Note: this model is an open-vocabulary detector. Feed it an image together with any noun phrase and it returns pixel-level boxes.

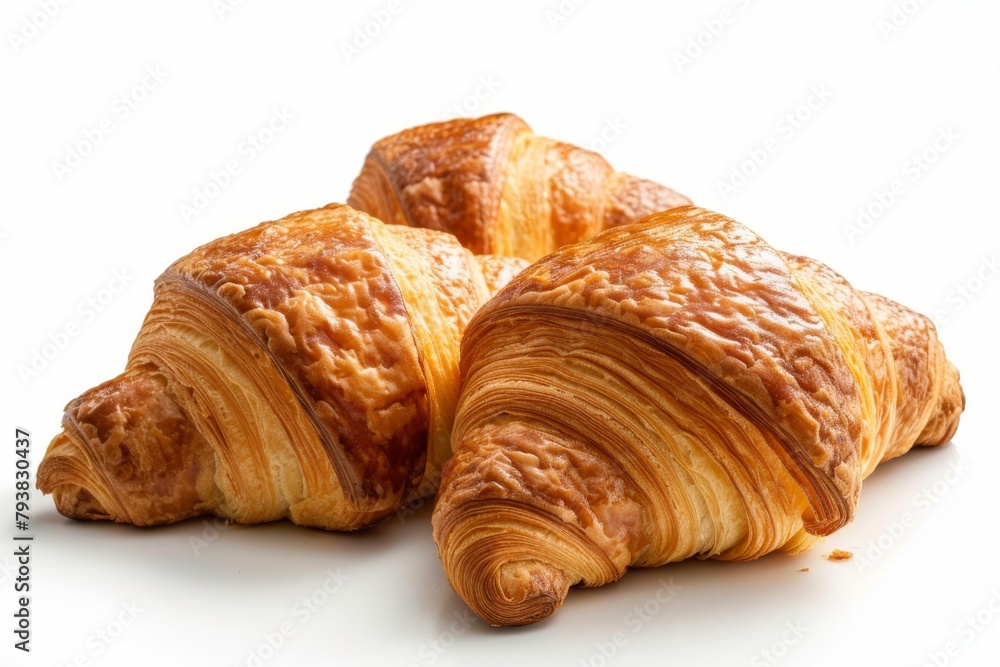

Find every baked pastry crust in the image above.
[348,113,691,261]
[37,204,527,529]
[433,206,964,625]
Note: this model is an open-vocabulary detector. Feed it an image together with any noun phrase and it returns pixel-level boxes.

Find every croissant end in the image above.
[441,531,572,627]
[433,421,635,625]
[37,370,216,526]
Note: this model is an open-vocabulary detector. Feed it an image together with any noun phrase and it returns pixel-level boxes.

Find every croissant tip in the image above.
[58,487,114,522]
[460,559,570,627]
[35,432,106,519]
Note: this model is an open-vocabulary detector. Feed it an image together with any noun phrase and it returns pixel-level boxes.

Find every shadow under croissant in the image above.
[34,488,441,581]
[438,443,961,628]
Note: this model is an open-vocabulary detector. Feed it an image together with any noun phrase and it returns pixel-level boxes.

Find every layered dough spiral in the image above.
[432,206,964,625]
[37,204,527,529]
[348,112,691,261]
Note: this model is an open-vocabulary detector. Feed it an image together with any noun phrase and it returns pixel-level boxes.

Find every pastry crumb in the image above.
[798,567,809,572]
[824,549,853,561]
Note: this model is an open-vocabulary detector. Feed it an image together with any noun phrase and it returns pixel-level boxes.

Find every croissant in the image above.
[347,112,691,261]
[432,205,964,626]
[36,203,527,529]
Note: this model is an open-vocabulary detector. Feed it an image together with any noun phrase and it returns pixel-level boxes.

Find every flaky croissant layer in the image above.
[37,204,526,530]
[432,206,963,626]
[348,112,691,262]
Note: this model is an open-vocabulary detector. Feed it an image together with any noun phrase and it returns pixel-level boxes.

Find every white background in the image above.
[2,1,998,666]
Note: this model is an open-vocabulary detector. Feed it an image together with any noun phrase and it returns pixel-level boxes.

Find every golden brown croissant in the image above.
[347,112,691,262]
[432,205,964,626]
[36,203,527,529]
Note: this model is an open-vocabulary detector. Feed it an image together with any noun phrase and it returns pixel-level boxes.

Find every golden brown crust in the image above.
[476,255,529,296]
[41,371,214,526]
[542,140,613,251]
[601,172,693,231]
[37,204,523,530]
[348,113,691,261]
[862,292,965,451]
[783,254,897,477]
[433,205,964,625]
[348,114,529,254]
[369,221,524,490]
[435,421,633,625]
[477,207,863,534]
[170,205,431,508]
